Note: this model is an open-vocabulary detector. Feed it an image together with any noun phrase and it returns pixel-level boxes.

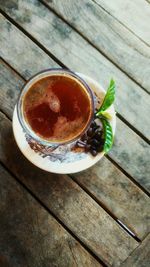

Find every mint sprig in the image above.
[96,79,115,116]
[101,116,114,153]
[95,79,115,153]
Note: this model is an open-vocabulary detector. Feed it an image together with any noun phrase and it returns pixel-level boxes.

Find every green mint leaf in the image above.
[101,116,113,153]
[96,79,115,116]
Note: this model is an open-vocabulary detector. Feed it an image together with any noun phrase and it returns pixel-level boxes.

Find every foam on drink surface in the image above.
[23,75,91,142]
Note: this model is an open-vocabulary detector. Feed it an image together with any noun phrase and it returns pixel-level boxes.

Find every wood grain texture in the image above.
[0,61,25,118]
[0,59,150,242]
[109,118,150,191]
[0,16,58,79]
[0,3,149,266]
[1,5,150,141]
[0,164,101,267]
[122,234,150,267]
[0,15,150,192]
[43,0,150,92]
[73,156,150,240]
[93,0,150,45]
[0,111,139,267]
[1,60,149,241]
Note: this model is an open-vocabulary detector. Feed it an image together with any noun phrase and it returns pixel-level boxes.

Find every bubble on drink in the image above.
[46,89,60,113]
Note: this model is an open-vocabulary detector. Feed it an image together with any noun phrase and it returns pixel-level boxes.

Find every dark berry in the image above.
[91,121,96,128]
[81,133,87,141]
[95,131,102,140]
[91,149,98,156]
[91,139,99,146]
[76,141,86,148]
[87,138,92,144]
[93,124,99,130]
[85,144,91,152]
[87,127,93,137]
[91,145,97,150]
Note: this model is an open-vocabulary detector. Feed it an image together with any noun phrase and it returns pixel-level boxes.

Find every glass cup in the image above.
[17,68,94,149]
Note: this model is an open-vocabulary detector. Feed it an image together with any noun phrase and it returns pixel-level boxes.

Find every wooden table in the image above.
[0,1,150,266]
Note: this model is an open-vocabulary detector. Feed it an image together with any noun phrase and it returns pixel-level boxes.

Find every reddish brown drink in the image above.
[22,73,93,143]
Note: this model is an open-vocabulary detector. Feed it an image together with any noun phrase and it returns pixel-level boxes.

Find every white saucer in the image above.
[12,73,116,174]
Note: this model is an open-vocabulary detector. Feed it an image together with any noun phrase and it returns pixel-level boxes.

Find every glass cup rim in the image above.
[17,68,94,146]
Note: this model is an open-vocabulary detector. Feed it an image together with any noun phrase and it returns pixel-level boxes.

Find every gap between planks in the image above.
[120,234,150,267]
[116,112,150,144]
[91,0,150,47]
[0,10,67,70]
[39,0,150,95]
[1,13,150,194]
[0,103,142,244]
[1,57,148,241]
[0,10,149,145]
[0,159,108,267]
[0,109,141,266]
[105,155,150,197]
[0,161,106,267]
[69,174,141,242]
[1,108,138,264]
[1,56,26,81]
[0,59,149,262]
[0,6,149,264]
[1,50,150,197]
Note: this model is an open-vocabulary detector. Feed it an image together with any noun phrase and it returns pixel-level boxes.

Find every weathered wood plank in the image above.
[1,5,150,141]
[0,16,58,79]
[1,59,150,240]
[0,164,102,267]
[122,234,150,267]
[0,15,150,192]
[0,111,138,267]
[73,156,150,240]
[0,4,149,267]
[42,0,150,91]
[0,61,25,117]
[109,117,150,191]
[1,60,150,242]
[92,0,150,45]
